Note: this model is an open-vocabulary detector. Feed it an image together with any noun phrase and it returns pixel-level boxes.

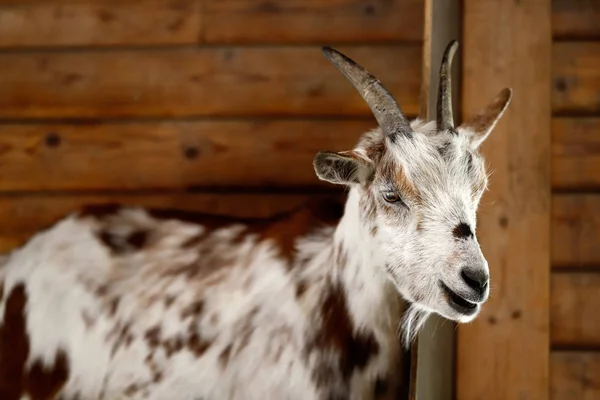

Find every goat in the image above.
[0,41,511,400]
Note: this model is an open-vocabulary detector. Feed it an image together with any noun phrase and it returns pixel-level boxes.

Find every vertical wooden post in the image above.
[457,1,551,399]
[410,1,461,399]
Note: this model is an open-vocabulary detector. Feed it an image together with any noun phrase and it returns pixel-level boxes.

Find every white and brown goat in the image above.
[0,41,511,400]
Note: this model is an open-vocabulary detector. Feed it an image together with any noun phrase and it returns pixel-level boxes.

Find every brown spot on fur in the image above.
[370,225,378,236]
[108,298,120,316]
[127,230,149,249]
[0,284,70,400]
[296,280,308,298]
[145,326,161,349]
[164,296,175,308]
[187,331,211,357]
[393,165,420,204]
[256,198,343,264]
[181,300,204,319]
[0,284,29,400]
[219,344,232,367]
[164,337,185,357]
[124,384,140,396]
[97,229,149,255]
[306,282,379,393]
[96,284,108,296]
[24,351,69,400]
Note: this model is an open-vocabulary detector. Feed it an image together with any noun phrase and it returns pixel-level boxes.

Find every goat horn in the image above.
[437,40,459,132]
[322,47,413,141]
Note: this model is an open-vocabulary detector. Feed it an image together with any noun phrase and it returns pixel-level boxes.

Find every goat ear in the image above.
[313,151,374,186]
[460,88,512,149]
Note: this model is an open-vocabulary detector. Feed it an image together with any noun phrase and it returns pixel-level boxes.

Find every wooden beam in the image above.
[552,0,600,40]
[553,42,600,115]
[552,118,600,191]
[204,0,424,44]
[457,1,551,400]
[552,195,600,268]
[551,351,600,400]
[0,120,371,191]
[0,0,425,48]
[551,273,600,347]
[0,46,421,119]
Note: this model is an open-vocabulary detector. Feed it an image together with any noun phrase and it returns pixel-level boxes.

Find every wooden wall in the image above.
[457,1,552,399]
[0,0,424,253]
[551,1,600,399]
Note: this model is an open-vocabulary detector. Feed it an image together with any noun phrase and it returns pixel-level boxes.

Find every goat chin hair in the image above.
[400,304,430,348]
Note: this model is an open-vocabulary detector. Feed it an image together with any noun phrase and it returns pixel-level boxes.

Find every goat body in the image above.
[0,193,403,400]
[0,42,511,400]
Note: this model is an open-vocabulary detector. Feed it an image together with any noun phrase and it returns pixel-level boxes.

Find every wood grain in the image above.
[457,1,551,399]
[553,42,600,115]
[552,0,600,39]
[0,120,372,191]
[0,0,424,47]
[204,0,424,44]
[552,195,600,268]
[553,118,600,190]
[0,1,201,47]
[0,193,337,253]
[551,273,600,347]
[551,351,600,400]
[0,46,421,119]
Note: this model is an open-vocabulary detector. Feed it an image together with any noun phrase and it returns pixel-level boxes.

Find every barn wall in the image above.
[0,0,424,253]
[457,1,552,399]
[551,1,600,399]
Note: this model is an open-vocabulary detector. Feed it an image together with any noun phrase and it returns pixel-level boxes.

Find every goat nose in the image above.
[461,268,489,292]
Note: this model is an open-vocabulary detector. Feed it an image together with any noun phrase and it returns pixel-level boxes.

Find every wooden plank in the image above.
[0,193,336,253]
[0,0,423,47]
[0,1,201,47]
[204,0,424,44]
[551,273,600,347]
[553,42,600,115]
[457,1,551,400]
[551,351,600,400]
[0,120,371,191]
[551,195,600,268]
[0,46,421,119]
[553,118,600,190]
[552,0,600,40]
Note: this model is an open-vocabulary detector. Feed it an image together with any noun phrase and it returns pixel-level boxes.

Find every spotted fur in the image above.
[0,58,511,400]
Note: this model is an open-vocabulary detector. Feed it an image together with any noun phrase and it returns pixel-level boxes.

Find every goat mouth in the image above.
[440,282,478,315]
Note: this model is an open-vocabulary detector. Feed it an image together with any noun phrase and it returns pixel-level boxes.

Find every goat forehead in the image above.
[386,141,473,189]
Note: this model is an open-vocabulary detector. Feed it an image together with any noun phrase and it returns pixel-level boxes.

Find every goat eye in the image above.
[383,192,401,203]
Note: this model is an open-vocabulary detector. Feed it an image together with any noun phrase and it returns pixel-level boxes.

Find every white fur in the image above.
[0,114,502,399]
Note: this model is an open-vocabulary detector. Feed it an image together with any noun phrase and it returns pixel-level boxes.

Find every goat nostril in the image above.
[461,268,489,291]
